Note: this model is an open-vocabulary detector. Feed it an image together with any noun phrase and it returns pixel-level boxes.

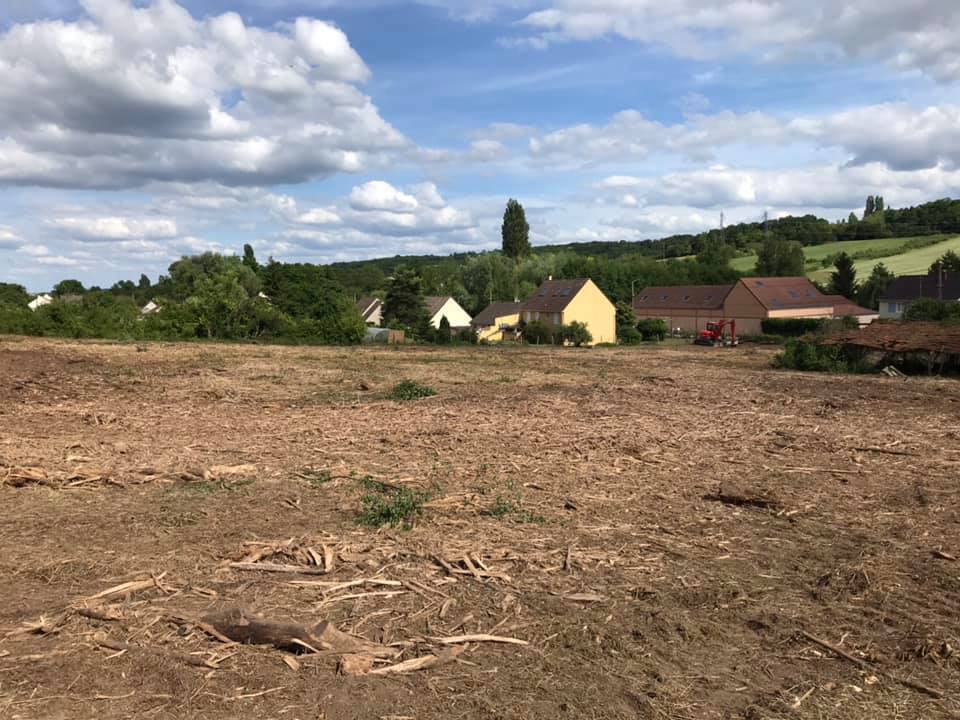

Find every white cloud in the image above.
[0,227,22,248]
[521,103,960,172]
[49,216,179,241]
[349,180,420,212]
[511,0,960,83]
[0,0,405,189]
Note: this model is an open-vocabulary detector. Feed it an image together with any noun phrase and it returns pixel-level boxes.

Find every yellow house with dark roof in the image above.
[520,278,616,345]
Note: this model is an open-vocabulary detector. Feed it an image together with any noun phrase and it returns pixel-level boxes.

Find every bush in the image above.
[523,320,553,345]
[904,298,960,322]
[636,318,668,341]
[618,325,642,345]
[391,379,437,401]
[773,338,869,373]
[561,321,593,347]
[739,333,785,345]
[761,318,826,336]
[456,328,477,344]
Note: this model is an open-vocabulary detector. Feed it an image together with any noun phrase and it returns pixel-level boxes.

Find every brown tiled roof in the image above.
[822,295,878,317]
[356,297,381,320]
[822,321,960,354]
[520,278,590,312]
[738,277,827,310]
[633,284,733,311]
[425,296,451,318]
[472,301,522,327]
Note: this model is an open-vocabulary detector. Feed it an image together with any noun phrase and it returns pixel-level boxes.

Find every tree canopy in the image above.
[501,199,531,260]
[755,235,805,276]
[829,252,857,300]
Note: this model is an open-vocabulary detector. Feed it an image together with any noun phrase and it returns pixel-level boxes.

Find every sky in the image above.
[1,0,959,291]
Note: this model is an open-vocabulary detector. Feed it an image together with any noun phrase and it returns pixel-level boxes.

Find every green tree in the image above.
[138,274,151,290]
[847,212,859,224]
[501,199,531,260]
[696,233,735,267]
[382,269,432,339]
[615,301,636,331]
[864,196,876,217]
[435,315,452,344]
[755,236,805,276]
[856,263,895,310]
[53,279,85,296]
[242,243,260,273]
[829,252,857,299]
[0,283,30,306]
[929,250,960,274]
[875,196,885,213]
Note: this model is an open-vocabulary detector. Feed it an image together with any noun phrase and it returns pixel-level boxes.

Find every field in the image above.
[1,337,959,719]
[728,235,960,280]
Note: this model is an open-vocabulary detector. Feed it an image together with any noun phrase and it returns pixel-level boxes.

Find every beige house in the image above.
[635,277,877,335]
[425,296,472,330]
[356,297,382,326]
[471,301,522,342]
[520,278,616,345]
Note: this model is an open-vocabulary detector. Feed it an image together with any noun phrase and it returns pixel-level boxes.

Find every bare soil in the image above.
[1,336,958,720]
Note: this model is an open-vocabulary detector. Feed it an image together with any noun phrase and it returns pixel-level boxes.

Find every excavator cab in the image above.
[695,319,738,347]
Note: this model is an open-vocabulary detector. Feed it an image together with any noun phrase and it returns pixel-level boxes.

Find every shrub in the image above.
[904,298,960,322]
[523,320,553,345]
[357,478,431,529]
[773,338,869,373]
[561,321,593,347]
[391,379,437,401]
[760,318,826,336]
[636,318,668,341]
[618,325,642,345]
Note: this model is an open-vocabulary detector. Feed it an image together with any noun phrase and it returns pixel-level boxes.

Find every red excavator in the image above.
[695,319,738,347]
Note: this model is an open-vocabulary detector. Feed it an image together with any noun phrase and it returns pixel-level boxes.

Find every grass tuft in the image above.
[391,380,437,401]
[357,477,432,529]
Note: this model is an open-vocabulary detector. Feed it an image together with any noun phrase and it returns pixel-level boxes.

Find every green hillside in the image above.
[730,235,959,279]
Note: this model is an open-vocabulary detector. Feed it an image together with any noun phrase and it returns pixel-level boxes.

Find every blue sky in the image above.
[1,0,959,291]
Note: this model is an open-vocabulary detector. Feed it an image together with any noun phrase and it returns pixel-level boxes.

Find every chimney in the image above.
[548,275,553,281]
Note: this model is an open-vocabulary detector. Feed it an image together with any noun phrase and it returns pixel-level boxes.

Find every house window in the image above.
[887,302,897,313]
[553,313,561,324]
[534,311,540,321]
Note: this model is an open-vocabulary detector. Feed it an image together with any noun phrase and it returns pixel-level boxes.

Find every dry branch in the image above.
[799,630,945,700]
[229,562,328,576]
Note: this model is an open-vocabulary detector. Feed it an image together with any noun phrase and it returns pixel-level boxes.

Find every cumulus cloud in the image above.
[596,163,960,211]
[522,103,960,172]
[511,0,960,83]
[349,180,420,213]
[0,227,22,249]
[0,0,405,189]
[48,216,179,241]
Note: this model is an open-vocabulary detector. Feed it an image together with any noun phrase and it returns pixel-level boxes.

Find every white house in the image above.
[141,301,161,316]
[27,294,53,311]
[425,296,472,330]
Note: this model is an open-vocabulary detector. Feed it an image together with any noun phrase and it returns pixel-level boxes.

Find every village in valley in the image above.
[2,2,960,720]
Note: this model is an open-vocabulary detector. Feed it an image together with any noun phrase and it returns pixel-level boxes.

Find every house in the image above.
[634,277,877,335]
[520,278,616,345]
[140,301,161,316]
[425,296,472,330]
[471,301,522,342]
[27,294,53,311]
[357,297,383,326]
[365,327,405,344]
[632,284,733,335]
[879,272,960,319]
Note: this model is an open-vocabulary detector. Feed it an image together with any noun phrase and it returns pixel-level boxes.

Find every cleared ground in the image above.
[1,337,959,720]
